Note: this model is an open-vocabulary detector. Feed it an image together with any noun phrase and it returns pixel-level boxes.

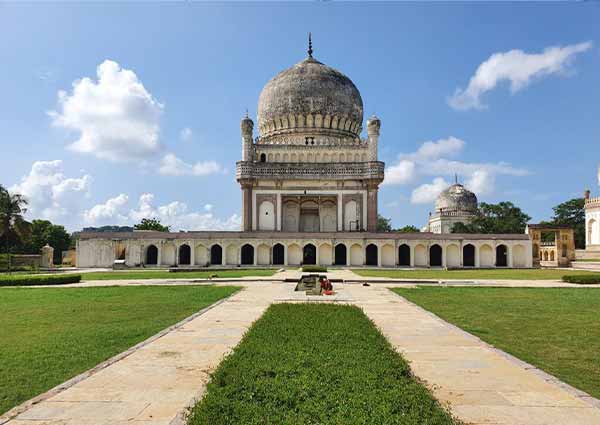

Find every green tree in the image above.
[451,201,531,234]
[376,215,392,232]
[134,218,170,232]
[23,220,71,264]
[396,225,420,233]
[0,185,32,273]
[549,198,585,249]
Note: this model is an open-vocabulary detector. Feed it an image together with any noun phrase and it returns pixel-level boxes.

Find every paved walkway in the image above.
[3,278,600,425]
[2,282,287,425]
[346,284,600,425]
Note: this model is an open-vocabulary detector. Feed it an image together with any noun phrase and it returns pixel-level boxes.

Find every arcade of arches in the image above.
[114,239,532,268]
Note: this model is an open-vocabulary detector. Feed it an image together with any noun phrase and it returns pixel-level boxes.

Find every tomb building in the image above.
[77,38,532,269]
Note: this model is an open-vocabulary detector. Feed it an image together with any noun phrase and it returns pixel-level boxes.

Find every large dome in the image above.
[435,183,478,213]
[257,56,363,142]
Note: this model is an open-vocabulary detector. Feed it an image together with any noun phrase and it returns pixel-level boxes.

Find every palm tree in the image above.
[0,185,32,273]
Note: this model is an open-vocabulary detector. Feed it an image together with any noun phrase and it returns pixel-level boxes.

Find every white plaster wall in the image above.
[345,200,359,231]
[257,244,270,265]
[446,244,460,268]
[288,244,302,265]
[162,243,176,266]
[381,244,395,266]
[226,245,238,265]
[513,244,526,268]
[320,204,337,232]
[258,201,275,231]
[319,243,333,266]
[195,245,208,266]
[350,244,363,266]
[479,244,494,267]
[414,244,427,266]
[586,210,600,246]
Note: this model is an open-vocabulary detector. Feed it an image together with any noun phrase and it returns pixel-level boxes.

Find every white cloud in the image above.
[83,194,129,224]
[466,170,495,196]
[411,137,465,160]
[385,160,416,185]
[9,160,91,222]
[159,153,223,177]
[384,137,529,202]
[180,127,193,142]
[411,178,450,204]
[49,60,163,162]
[448,41,592,110]
[83,192,240,231]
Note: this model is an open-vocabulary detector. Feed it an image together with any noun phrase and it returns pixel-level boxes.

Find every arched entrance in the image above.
[272,243,284,265]
[496,245,508,267]
[366,244,378,266]
[303,244,316,265]
[430,244,442,267]
[146,245,158,265]
[334,244,347,266]
[398,244,410,266]
[463,244,475,267]
[210,244,222,265]
[241,244,254,265]
[178,244,191,265]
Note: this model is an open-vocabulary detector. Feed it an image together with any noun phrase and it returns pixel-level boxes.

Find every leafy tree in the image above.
[0,185,32,273]
[22,220,71,264]
[376,215,392,232]
[450,222,478,233]
[549,198,585,249]
[451,201,531,234]
[396,225,420,233]
[134,218,170,232]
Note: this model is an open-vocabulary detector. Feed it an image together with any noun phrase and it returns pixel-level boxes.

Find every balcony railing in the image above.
[236,161,385,181]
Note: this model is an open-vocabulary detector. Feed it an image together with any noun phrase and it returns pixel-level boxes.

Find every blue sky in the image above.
[1,2,599,231]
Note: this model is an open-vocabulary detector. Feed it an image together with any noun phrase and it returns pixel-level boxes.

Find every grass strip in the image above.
[0,274,81,286]
[353,268,589,280]
[81,269,277,281]
[392,287,600,399]
[189,303,456,425]
[0,285,239,415]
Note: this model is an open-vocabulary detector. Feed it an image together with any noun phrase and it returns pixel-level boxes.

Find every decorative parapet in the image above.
[585,196,600,209]
[432,209,476,218]
[236,161,385,181]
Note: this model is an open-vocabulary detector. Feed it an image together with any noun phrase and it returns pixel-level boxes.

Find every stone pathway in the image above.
[345,284,600,425]
[4,278,600,425]
[2,282,287,425]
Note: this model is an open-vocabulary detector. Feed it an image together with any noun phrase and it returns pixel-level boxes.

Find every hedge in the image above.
[0,274,82,287]
[562,274,600,285]
[302,265,328,273]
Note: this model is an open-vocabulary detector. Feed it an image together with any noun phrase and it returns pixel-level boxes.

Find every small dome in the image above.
[435,183,478,213]
[257,56,363,141]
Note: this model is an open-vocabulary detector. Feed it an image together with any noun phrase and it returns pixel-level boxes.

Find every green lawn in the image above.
[0,285,240,415]
[353,268,589,280]
[392,287,600,399]
[81,269,277,281]
[188,304,456,425]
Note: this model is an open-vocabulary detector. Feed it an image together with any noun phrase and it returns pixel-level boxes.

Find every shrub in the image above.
[562,274,600,285]
[302,265,327,273]
[0,274,82,287]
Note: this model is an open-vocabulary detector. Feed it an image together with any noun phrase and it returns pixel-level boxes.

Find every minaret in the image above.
[367,114,381,161]
[241,111,254,162]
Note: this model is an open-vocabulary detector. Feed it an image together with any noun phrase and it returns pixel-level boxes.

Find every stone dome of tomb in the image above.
[435,183,478,214]
[257,54,363,142]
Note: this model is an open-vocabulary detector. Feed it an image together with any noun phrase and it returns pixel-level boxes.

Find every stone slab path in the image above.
[4,279,600,425]
[2,282,287,425]
[345,284,600,425]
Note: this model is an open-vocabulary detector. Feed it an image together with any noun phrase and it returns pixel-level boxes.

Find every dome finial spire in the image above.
[308,32,313,58]
[455,173,458,184]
